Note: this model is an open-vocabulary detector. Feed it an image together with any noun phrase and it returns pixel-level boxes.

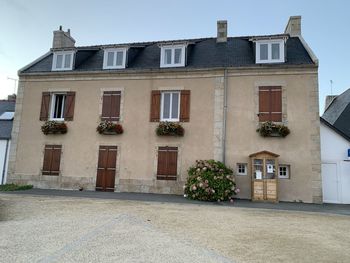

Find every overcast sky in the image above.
[0,0,349,113]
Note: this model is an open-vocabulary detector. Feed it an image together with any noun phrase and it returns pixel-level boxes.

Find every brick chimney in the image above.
[52,26,75,49]
[324,95,337,112]
[217,20,227,43]
[284,16,301,36]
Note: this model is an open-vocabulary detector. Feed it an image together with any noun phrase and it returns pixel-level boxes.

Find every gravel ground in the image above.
[1,194,350,263]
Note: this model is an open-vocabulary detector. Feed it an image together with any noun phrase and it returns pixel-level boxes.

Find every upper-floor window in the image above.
[161,91,180,121]
[50,94,66,121]
[258,86,282,122]
[256,40,284,64]
[103,48,127,69]
[160,45,186,68]
[52,51,74,71]
[40,92,76,121]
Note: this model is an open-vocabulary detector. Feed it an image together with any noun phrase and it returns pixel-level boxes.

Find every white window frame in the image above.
[103,48,127,69]
[160,91,180,122]
[160,45,186,68]
[278,165,290,179]
[50,93,66,121]
[236,163,247,176]
[256,40,285,64]
[52,51,75,71]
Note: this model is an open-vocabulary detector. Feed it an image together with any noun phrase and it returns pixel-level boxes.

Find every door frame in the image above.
[95,144,120,192]
[322,161,341,204]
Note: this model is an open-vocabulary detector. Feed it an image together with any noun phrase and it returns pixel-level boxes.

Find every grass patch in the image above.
[0,184,33,191]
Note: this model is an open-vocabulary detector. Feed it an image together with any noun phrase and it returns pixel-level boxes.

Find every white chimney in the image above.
[284,16,302,36]
[217,20,227,43]
[52,26,75,49]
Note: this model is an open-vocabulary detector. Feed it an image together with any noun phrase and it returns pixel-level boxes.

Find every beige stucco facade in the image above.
[7,65,321,203]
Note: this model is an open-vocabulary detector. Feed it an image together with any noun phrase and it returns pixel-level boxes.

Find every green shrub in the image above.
[0,184,33,191]
[184,160,239,202]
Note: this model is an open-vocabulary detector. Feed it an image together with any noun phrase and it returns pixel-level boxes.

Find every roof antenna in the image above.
[330,80,333,95]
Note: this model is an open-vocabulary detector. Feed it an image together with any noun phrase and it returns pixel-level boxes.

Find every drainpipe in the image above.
[1,139,9,184]
[222,69,228,164]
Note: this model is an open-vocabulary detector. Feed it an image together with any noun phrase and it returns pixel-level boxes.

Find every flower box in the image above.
[97,121,123,135]
[41,121,67,135]
[256,121,290,138]
[156,122,184,137]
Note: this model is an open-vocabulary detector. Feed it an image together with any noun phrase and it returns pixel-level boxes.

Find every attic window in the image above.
[0,112,14,120]
[160,45,186,68]
[256,40,285,63]
[52,51,74,71]
[103,48,127,69]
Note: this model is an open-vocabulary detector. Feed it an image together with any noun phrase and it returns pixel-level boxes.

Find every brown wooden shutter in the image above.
[40,92,51,121]
[101,91,121,121]
[64,92,76,121]
[42,145,62,176]
[259,87,282,122]
[157,147,178,180]
[96,146,117,192]
[270,87,282,122]
[150,90,161,122]
[180,90,190,122]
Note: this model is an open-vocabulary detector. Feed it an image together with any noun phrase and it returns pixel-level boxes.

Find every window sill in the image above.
[156,175,177,181]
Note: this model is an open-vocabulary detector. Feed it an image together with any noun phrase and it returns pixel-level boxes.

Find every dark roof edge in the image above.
[18,63,318,77]
[18,51,52,75]
[298,35,318,65]
[320,117,350,142]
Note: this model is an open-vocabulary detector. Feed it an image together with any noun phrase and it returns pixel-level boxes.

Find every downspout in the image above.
[222,69,228,164]
[1,139,9,184]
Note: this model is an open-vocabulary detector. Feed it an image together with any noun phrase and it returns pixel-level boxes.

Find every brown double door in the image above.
[96,146,117,192]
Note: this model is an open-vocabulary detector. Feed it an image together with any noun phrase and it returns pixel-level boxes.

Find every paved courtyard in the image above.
[1,193,350,263]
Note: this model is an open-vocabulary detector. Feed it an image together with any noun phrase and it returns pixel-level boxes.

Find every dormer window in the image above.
[52,51,74,71]
[103,48,127,69]
[256,40,285,64]
[160,45,186,68]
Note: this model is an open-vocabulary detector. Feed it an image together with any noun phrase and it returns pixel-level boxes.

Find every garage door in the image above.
[322,163,339,203]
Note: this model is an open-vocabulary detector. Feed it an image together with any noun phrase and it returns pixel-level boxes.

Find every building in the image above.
[0,99,15,184]
[321,90,350,204]
[7,16,322,203]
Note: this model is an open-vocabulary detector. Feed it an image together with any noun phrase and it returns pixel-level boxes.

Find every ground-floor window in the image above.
[236,163,247,176]
[157,146,178,180]
[278,165,290,179]
[42,145,62,176]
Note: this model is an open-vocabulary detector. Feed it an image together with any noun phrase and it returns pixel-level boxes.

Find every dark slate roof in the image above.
[322,89,350,141]
[21,36,314,74]
[0,100,15,140]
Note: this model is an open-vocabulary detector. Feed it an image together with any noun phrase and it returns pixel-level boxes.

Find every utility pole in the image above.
[7,77,18,95]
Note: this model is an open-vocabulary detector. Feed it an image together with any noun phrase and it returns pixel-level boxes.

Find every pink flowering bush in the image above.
[184,160,239,202]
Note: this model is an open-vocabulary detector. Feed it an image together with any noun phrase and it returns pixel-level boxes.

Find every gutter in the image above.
[1,139,9,184]
[222,69,228,164]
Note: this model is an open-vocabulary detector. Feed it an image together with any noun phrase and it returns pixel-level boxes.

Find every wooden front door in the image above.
[96,146,117,192]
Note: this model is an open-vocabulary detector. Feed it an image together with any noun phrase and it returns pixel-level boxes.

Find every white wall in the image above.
[0,139,10,184]
[320,123,350,204]
[320,123,350,162]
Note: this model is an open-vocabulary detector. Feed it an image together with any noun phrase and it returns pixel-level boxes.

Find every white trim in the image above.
[160,45,186,68]
[49,93,66,121]
[103,48,127,69]
[160,91,180,122]
[52,51,75,71]
[256,40,285,64]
